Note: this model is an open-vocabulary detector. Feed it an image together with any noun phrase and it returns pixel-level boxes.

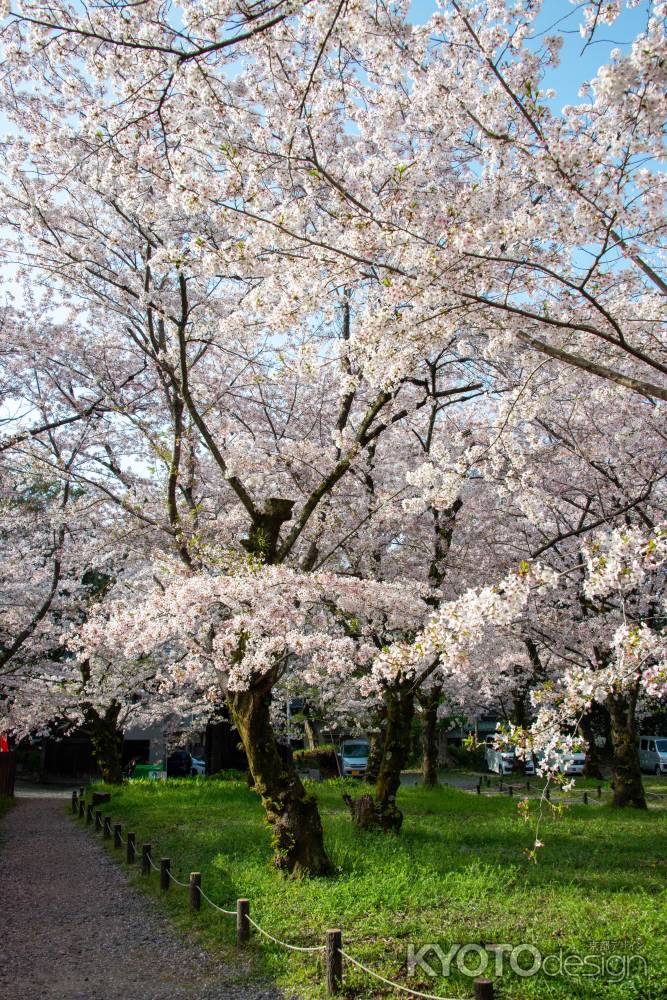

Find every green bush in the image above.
[293,745,339,778]
[446,740,487,769]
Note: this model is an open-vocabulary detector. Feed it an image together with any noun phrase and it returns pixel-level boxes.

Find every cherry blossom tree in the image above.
[0,0,664,868]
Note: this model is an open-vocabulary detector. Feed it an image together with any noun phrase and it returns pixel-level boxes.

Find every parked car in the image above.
[485,741,535,776]
[535,749,586,776]
[337,739,370,777]
[639,736,667,775]
[166,749,192,777]
[555,751,586,776]
[190,755,206,776]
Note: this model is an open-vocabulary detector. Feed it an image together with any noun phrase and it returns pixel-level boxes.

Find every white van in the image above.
[639,736,667,775]
[338,739,370,777]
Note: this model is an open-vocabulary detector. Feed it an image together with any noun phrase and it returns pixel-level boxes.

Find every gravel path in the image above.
[0,792,283,1000]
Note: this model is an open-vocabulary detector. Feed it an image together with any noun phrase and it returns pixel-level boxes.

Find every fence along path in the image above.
[0,790,281,1000]
[73,788,496,1000]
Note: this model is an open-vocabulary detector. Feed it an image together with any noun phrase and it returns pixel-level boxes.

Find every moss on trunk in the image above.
[607,688,646,809]
[418,688,440,788]
[347,681,414,833]
[364,714,385,786]
[227,684,332,876]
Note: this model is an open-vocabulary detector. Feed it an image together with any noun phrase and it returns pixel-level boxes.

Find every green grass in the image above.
[81,776,667,1000]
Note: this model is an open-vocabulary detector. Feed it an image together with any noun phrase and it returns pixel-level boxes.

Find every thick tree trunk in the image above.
[227,684,332,876]
[346,681,414,832]
[606,688,646,809]
[418,687,441,788]
[364,712,385,785]
[86,703,124,785]
[373,682,415,829]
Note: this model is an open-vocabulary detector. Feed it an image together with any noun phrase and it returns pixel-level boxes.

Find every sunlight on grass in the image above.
[82,778,667,999]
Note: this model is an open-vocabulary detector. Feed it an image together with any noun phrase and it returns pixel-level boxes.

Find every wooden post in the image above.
[79,786,85,799]
[325,928,342,995]
[474,979,494,1000]
[498,779,503,791]
[127,832,136,864]
[597,785,602,798]
[236,898,250,947]
[78,797,85,819]
[526,780,530,791]
[114,824,122,849]
[103,816,112,839]
[485,776,490,786]
[160,858,170,891]
[86,803,94,824]
[583,791,588,805]
[71,790,78,814]
[95,810,102,831]
[508,786,513,797]
[476,783,481,795]
[141,843,152,875]
[189,872,201,912]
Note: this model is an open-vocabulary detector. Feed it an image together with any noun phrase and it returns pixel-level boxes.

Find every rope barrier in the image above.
[75,791,490,997]
[166,868,190,888]
[197,887,236,916]
[247,916,325,953]
[340,949,465,1000]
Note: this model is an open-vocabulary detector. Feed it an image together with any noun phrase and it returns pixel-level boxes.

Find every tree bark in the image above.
[227,684,332,876]
[606,688,646,809]
[364,712,385,785]
[579,709,604,780]
[303,714,321,751]
[347,681,414,832]
[86,703,124,785]
[417,687,441,788]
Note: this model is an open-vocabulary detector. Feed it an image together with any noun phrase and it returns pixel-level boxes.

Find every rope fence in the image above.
[70,788,497,999]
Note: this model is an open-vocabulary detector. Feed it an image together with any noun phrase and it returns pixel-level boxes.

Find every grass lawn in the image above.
[81,776,667,1000]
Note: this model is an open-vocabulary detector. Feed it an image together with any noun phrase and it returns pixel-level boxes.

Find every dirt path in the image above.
[0,792,282,1000]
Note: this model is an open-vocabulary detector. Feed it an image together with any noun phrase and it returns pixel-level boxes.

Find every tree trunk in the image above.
[86,703,124,785]
[579,709,604,780]
[227,684,332,876]
[347,681,414,832]
[303,714,321,751]
[606,688,646,809]
[418,687,440,788]
[374,682,415,829]
[364,712,385,785]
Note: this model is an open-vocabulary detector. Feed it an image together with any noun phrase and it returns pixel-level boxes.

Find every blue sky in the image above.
[407,0,653,110]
